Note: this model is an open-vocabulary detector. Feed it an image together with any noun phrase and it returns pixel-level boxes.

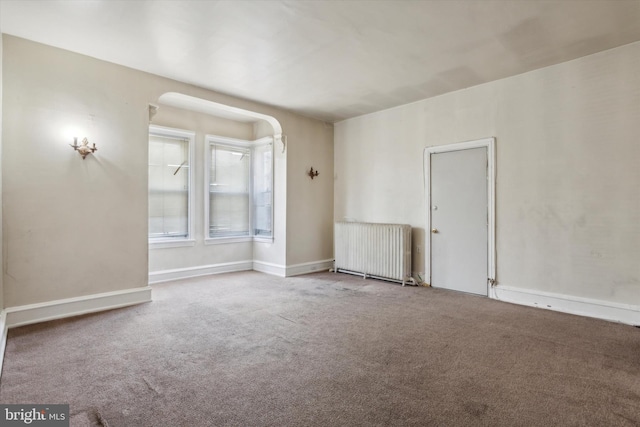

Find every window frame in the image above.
[148,125,196,249]
[251,138,275,243]
[204,135,274,245]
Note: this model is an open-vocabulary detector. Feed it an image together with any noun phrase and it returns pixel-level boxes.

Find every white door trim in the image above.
[424,137,496,295]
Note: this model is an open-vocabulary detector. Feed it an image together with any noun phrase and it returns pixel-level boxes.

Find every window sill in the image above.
[204,236,274,245]
[253,236,274,244]
[149,239,196,249]
[205,236,252,245]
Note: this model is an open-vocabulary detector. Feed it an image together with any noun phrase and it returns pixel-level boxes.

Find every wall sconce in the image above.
[308,167,319,179]
[70,137,97,159]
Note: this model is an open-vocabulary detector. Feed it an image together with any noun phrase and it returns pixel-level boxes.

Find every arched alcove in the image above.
[148,91,287,282]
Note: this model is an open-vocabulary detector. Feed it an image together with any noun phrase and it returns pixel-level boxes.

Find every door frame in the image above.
[424,137,496,297]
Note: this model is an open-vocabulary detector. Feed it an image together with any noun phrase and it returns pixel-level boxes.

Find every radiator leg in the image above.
[403,276,417,286]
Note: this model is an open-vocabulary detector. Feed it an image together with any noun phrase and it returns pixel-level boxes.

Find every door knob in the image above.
[431,228,438,233]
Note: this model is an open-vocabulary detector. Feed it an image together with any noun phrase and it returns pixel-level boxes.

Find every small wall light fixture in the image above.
[308,167,319,179]
[70,137,97,159]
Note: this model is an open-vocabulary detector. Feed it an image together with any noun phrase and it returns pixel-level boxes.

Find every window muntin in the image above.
[148,126,194,243]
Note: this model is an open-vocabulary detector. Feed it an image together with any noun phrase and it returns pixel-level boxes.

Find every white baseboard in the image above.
[149,260,253,284]
[252,261,286,277]
[0,310,7,380]
[5,286,153,328]
[150,259,335,282]
[286,259,334,277]
[493,285,640,326]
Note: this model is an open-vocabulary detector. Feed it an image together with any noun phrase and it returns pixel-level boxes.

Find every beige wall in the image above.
[282,116,334,266]
[335,41,640,305]
[2,37,151,307]
[2,35,334,307]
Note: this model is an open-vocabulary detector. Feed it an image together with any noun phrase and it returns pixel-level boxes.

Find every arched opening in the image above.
[147,92,286,283]
[156,92,283,147]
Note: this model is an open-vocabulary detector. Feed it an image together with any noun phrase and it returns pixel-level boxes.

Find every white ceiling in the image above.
[2,0,640,123]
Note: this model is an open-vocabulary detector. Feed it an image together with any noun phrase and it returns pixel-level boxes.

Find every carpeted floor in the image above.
[1,271,639,426]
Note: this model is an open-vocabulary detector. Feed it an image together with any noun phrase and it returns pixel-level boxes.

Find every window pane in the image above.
[149,135,189,239]
[209,194,250,237]
[209,144,250,237]
[253,143,273,236]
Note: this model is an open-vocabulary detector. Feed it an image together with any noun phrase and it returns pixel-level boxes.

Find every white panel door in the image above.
[430,147,488,296]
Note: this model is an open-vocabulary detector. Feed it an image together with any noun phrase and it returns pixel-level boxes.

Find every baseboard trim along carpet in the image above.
[285,259,334,277]
[252,261,287,277]
[151,259,335,282]
[149,261,253,284]
[4,286,153,329]
[493,285,639,326]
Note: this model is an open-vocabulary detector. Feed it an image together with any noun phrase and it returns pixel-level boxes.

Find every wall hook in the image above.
[308,167,319,179]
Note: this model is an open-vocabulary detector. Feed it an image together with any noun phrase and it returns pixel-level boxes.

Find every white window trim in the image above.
[204,236,252,246]
[151,239,197,249]
[204,134,274,244]
[149,125,196,249]
[253,236,274,244]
